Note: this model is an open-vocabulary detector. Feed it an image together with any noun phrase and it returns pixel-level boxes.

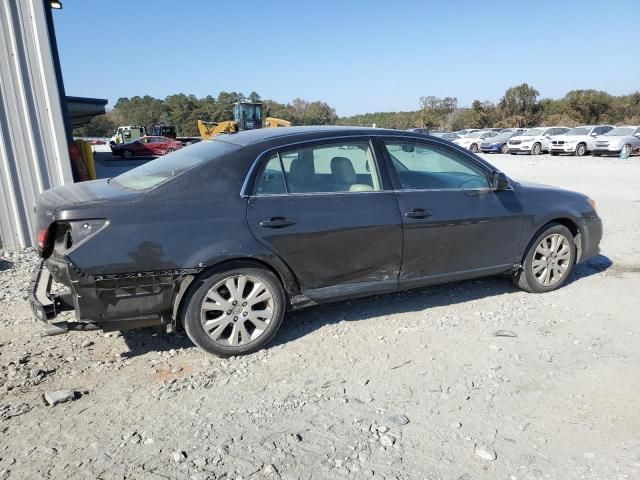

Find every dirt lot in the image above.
[1,153,639,480]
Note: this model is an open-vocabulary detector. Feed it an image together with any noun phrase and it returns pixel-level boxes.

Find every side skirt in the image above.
[298,264,516,308]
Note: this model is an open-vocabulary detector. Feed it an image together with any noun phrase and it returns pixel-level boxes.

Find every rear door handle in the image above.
[260,217,296,229]
[404,209,432,219]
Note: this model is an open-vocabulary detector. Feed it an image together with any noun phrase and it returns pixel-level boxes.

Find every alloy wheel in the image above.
[576,144,586,156]
[200,274,274,346]
[123,150,133,159]
[532,143,541,155]
[532,233,571,287]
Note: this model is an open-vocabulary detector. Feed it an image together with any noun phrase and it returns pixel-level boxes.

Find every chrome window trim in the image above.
[241,133,497,198]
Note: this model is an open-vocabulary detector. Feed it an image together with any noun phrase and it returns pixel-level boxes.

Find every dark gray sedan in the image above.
[30,127,602,356]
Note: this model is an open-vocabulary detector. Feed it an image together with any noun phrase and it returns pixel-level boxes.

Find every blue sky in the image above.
[53,0,639,116]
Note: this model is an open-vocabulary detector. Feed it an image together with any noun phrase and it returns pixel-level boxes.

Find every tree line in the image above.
[75,84,640,137]
[74,91,338,137]
[339,84,640,131]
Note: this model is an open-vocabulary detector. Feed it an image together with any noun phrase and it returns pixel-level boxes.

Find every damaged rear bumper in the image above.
[29,258,198,335]
[28,260,81,335]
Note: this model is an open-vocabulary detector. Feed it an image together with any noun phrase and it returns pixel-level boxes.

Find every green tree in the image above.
[499,83,541,127]
[419,96,457,129]
[563,90,612,124]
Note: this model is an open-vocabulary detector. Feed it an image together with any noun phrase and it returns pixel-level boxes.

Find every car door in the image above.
[377,137,523,287]
[134,138,151,156]
[246,137,403,300]
[150,137,166,156]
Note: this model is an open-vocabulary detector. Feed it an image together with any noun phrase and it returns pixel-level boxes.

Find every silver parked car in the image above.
[591,126,640,157]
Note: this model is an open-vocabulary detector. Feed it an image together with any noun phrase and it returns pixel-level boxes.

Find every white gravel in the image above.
[0,153,639,479]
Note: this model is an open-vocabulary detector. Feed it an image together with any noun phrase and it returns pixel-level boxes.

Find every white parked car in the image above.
[507,126,570,155]
[549,125,613,156]
[452,130,498,153]
[591,126,640,157]
[454,129,480,136]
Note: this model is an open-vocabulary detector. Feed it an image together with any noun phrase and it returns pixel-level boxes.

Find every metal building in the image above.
[0,0,105,250]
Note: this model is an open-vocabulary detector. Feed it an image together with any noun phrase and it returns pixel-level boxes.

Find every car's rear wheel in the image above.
[575,143,586,156]
[531,143,542,155]
[470,143,479,153]
[512,223,576,293]
[182,266,286,357]
[501,144,508,154]
[122,149,133,159]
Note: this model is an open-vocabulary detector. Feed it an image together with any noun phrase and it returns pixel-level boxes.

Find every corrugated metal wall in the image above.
[0,0,73,250]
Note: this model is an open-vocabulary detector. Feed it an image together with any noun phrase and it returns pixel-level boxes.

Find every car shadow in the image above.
[117,254,612,358]
[272,253,613,349]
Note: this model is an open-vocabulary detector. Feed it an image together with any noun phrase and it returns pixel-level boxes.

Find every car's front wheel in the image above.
[575,143,586,156]
[182,266,286,357]
[512,223,576,293]
[531,143,542,155]
[501,144,508,154]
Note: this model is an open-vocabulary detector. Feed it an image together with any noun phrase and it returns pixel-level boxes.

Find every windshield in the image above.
[522,128,544,136]
[566,127,591,136]
[491,132,514,141]
[605,127,637,136]
[465,131,484,138]
[110,140,239,190]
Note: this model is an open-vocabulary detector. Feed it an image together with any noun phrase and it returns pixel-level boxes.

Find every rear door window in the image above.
[255,141,381,195]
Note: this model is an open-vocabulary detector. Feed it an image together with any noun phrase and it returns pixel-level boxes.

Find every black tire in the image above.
[470,143,479,153]
[501,144,508,154]
[512,223,576,293]
[531,143,542,155]
[122,149,133,160]
[575,143,586,157]
[182,265,286,357]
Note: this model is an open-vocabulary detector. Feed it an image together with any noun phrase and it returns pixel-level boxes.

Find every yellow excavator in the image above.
[197,101,291,140]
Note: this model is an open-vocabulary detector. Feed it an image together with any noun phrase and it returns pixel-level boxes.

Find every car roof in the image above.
[207,126,421,147]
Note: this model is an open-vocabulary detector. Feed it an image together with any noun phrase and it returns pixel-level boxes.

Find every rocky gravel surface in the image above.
[1,153,639,479]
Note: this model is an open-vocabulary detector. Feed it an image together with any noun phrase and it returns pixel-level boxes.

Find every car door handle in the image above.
[259,217,296,229]
[404,209,432,219]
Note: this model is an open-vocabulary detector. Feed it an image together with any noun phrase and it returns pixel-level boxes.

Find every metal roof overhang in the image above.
[65,96,108,127]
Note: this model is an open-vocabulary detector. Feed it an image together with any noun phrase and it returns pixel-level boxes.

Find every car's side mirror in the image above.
[491,171,510,191]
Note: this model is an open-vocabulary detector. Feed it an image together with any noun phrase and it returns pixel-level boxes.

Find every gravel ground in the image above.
[1,153,639,480]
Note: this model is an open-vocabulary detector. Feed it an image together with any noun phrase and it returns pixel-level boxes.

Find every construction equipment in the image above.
[197,101,291,140]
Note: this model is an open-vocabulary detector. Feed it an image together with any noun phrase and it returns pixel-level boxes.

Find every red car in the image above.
[111,136,182,159]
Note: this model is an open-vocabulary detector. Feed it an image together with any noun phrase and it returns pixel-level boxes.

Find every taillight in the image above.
[37,228,48,253]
